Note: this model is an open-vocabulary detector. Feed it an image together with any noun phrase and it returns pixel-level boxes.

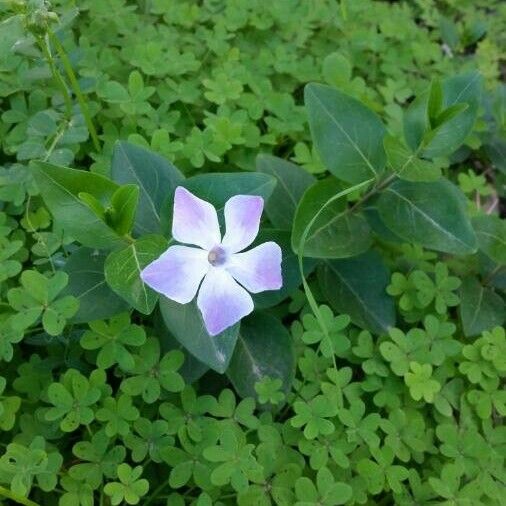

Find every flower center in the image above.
[207,246,227,266]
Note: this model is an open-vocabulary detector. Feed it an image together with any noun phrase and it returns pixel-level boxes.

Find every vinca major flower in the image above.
[141,187,282,335]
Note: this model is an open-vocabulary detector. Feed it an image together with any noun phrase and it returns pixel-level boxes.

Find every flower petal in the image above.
[226,241,283,293]
[172,187,221,250]
[197,267,254,336]
[140,245,209,304]
[221,195,263,253]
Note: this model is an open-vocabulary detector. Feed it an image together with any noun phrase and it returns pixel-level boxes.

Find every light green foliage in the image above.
[8,270,78,335]
[0,0,504,505]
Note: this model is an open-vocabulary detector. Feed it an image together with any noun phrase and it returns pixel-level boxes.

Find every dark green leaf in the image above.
[111,141,184,235]
[378,179,477,255]
[32,161,123,249]
[292,178,372,258]
[472,215,506,265]
[227,313,294,399]
[304,83,386,183]
[182,172,277,211]
[318,250,396,335]
[159,298,239,374]
[256,154,315,230]
[384,135,441,182]
[62,247,128,323]
[104,235,168,315]
[460,277,505,337]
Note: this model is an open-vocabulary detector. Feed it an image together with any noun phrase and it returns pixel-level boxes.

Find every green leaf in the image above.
[384,135,441,182]
[159,298,239,374]
[460,277,505,337]
[227,312,294,400]
[256,154,315,230]
[318,250,396,335]
[182,172,277,211]
[378,179,477,255]
[32,161,124,249]
[427,79,443,126]
[105,235,167,315]
[111,141,184,235]
[292,178,372,258]
[404,71,482,158]
[110,184,140,236]
[304,83,386,183]
[472,215,506,265]
[62,247,128,323]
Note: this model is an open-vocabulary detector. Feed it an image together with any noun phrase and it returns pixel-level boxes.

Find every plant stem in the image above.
[0,486,41,506]
[296,179,374,375]
[36,35,73,120]
[47,30,101,153]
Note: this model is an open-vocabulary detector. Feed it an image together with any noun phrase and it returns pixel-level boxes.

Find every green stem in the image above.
[36,35,73,120]
[47,30,101,152]
[0,486,41,506]
[297,179,374,373]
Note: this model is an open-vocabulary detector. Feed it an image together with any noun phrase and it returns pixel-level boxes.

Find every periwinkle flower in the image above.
[141,187,282,335]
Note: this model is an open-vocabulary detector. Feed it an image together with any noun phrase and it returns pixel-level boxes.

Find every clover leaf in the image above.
[104,463,149,505]
[120,337,185,403]
[8,270,78,335]
[404,362,441,402]
[96,394,139,437]
[45,369,101,432]
[80,313,146,371]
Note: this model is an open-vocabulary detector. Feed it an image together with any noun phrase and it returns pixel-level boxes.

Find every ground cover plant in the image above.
[0,0,505,505]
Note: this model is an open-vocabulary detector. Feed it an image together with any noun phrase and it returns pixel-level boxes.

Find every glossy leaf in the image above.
[378,179,477,255]
[62,247,128,323]
[159,298,239,374]
[227,313,294,400]
[32,161,124,249]
[292,178,372,258]
[305,83,386,183]
[104,235,168,315]
[256,154,315,230]
[111,141,184,235]
[318,250,396,335]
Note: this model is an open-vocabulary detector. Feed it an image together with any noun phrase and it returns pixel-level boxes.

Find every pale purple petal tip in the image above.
[140,245,209,304]
[197,267,254,336]
[226,241,283,294]
[172,187,221,250]
[221,195,264,253]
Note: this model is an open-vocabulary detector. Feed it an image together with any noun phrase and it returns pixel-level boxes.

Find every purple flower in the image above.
[141,187,282,336]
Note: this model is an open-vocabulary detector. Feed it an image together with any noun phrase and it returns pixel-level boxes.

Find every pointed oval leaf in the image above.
[62,247,128,323]
[292,178,372,258]
[111,141,184,235]
[318,250,396,335]
[304,83,386,184]
[159,298,239,374]
[256,154,315,230]
[460,277,505,337]
[378,179,477,255]
[227,312,294,399]
[104,235,168,315]
[32,161,123,249]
